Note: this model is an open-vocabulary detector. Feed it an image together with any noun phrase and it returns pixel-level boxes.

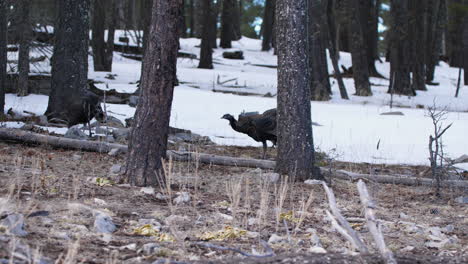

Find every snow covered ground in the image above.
[3,35,468,167]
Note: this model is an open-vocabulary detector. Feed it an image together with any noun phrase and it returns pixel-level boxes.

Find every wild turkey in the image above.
[221,108,277,159]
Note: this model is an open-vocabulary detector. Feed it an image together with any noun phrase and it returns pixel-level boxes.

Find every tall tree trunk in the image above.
[188,0,194,37]
[199,0,213,69]
[220,0,233,48]
[0,0,6,114]
[210,0,220,49]
[409,0,426,91]
[261,0,275,51]
[388,0,414,96]
[309,0,331,101]
[126,0,182,187]
[276,0,322,181]
[426,0,447,83]
[91,0,116,72]
[180,0,187,38]
[46,0,90,121]
[361,0,381,77]
[232,0,241,40]
[141,0,153,54]
[464,16,468,85]
[17,0,31,97]
[347,0,372,96]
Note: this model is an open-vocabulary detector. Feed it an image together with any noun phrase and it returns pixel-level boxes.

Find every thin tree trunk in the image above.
[210,0,220,49]
[46,0,90,122]
[261,0,275,51]
[0,0,6,114]
[309,0,331,101]
[188,0,194,37]
[141,0,153,55]
[91,0,116,72]
[180,0,187,38]
[276,0,322,181]
[464,16,468,85]
[232,0,241,40]
[126,0,182,187]
[199,0,213,69]
[409,0,426,91]
[105,0,116,71]
[389,0,414,96]
[17,0,31,97]
[347,0,372,96]
[220,0,233,48]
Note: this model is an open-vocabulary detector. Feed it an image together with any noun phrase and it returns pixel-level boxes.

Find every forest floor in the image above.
[0,141,467,263]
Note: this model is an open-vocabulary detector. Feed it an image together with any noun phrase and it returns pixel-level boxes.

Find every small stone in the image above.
[454,196,468,204]
[140,187,155,195]
[428,227,443,237]
[444,224,454,233]
[109,164,122,174]
[120,243,137,251]
[173,192,191,205]
[108,148,120,156]
[268,234,286,244]
[248,218,258,226]
[217,213,233,221]
[0,213,28,236]
[262,172,280,183]
[309,246,327,254]
[138,219,162,230]
[94,198,108,206]
[141,243,160,255]
[304,179,323,185]
[128,96,139,107]
[72,154,82,160]
[380,111,405,116]
[64,125,88,140]
[246,231,259,238]
[38,115,49,126]
[95,126,111,135]
[399,212,409,219]
[112,128,130,142]
[401,246,415,252]
[155,193,168,200]
[94,212,116,234]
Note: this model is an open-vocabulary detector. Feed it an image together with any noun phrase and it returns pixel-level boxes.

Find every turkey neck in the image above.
[227,117,241,132]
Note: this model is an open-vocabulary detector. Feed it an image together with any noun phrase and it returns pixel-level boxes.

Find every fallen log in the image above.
[0,128,467,188]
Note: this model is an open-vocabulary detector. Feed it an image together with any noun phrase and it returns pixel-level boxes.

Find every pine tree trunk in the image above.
[17,0,31,97]
[426,0,447,83]
[389,0,414,96]
[347,0,372,96]
[309,0,331,101]
[126,0,182,187]
[0,0,6,114]
[232,0,241,40]
[46,0,90,121]
[180,0,187,38]
[210,0,220,49]
[361,0,381,77]
[409,0,426,91]
[91,0,115,72]
[464,16,468,85]
[220,0,233,48]
[276,0,322,181]
[261,0,275,51]
[141,0,153,54]
[199,0,213,69]
[188,0,194,37]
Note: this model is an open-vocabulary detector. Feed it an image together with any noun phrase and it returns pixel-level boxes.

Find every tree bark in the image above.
[309,0,331,101]
[17,0,31,97]
[360,0,381,77]
[91,0,116,72]
[126,0,182,187]
[220,0,234,48]
[388,0,414,96]
[426,0,446,83]
[45,0,90,122]
[188,0,194,37]
[141,0,153,54]
[276,0,322,181]
[464,16,468,85]
[409,0,426,91]
[210,0,220,49]
[198,0,213,69]
[347,0,372,96]
[261,0,275,51]
[232,0,241,40]
[0,0,6,114]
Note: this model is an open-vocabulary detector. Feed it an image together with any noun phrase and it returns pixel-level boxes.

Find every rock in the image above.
[428,227,443,238]
[399,212,409,219]
[94,198,108,206]
[309,246,327,254]
[72,154,82,160]
[138,219,162,230]
[64,125,88,140]
[246,231,259,238]
[120,243,137,251]
[125,117,134,127]
[95,126,111,135]
[141,243,160,255]
[173,192,191,205]
[401,246,415,252]
[380,111,405,116]
[102,116,125,128]
[453,154,468,164]
[112,128,130,141]
[0,213,28,236]
[268,234,287,244]
[454,196,468,204]
[222,50,244,60]
[108,148,121,156]
[165,215,190,226]
[248,218,258,226]
[262,172,280,183]
[169,132,213,145]
[110,164,122,174]
[304,179,323,185]
[94,212,116,233]
[307,228,322,247]
[140,187,155,195]
[444,224,454,233]
[37,115,49,126]
[155,193,169,200]
[217,213,233,221]
[128,95,139,107]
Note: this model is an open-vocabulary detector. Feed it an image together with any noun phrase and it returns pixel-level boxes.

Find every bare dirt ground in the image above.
[0,141,467,263]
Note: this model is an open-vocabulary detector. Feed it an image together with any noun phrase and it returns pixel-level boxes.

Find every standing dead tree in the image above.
[427,105,453,197]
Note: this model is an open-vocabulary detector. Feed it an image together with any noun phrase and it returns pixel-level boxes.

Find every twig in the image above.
[321,182,368,253]
[357,180,397,264]
[194,240,275,258]
[283,219,291,243]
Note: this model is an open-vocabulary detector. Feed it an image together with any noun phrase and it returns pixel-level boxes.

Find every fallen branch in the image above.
[357,180,397,264]
[321,182,368,253]
[194,240,274,258]
[0,128,467,188]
